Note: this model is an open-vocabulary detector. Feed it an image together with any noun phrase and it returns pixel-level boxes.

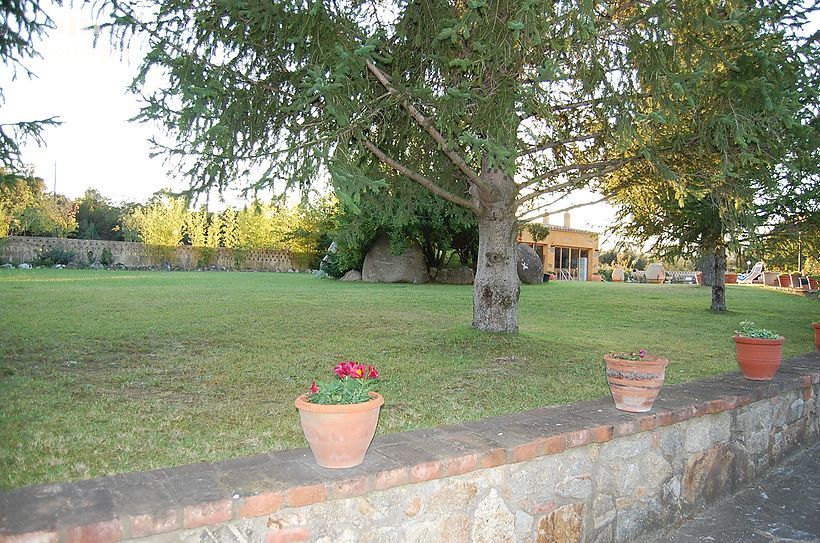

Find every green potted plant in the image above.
[295,361,383,468]
[733,322,785,380]
[604,349,668,412]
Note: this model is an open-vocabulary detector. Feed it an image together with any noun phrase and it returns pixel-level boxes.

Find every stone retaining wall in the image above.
[0,236,304,271]
[1,353,817,543]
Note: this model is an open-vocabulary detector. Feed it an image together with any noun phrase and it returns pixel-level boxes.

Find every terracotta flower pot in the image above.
[604,354,668,413]
[813,323,820,351]
[732,336,784,380]
[809,278,818,291]
[724,272,738,284]
[645,263,665,283]
[778,274,790,287]
[295,392,384,468]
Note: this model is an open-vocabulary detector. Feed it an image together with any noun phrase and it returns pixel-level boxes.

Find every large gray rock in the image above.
[362,236,429,284]
[516,244,543,284]
[432,266,475,285]
[340,270,362,282]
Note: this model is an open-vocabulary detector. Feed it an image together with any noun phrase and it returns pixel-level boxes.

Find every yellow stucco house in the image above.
[517,213,600,281]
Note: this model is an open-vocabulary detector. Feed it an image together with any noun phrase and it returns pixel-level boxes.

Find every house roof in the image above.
[543,224,600,237]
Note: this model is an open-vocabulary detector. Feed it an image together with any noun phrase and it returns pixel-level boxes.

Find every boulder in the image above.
[90,262,104,270]
[362,236,429,284]
[18,263,32,270]
[432,266,475,285]
[340,270,362,282]
[1,263,13,269]
[612,268,625,282]
[516,244,543,284]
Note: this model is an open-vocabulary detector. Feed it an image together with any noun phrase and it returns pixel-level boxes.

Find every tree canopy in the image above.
[102,0,817,330]
[603,0,818,310]
[0,0,61,174]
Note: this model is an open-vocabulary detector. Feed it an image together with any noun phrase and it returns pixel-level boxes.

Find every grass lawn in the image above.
[0,269,817,489]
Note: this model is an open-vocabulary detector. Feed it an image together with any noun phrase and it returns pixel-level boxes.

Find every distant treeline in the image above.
[0,174,335,265]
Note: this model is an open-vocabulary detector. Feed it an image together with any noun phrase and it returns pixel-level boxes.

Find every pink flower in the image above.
[352,364,366,379]
[309,380,319,394]
[639,349,647,358]
[367,365,379,379]
[333,361,368,379]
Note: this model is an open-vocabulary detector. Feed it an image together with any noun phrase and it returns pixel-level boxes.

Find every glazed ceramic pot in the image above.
[604,354,668,413]
[813,323,820,351]
[295,392,383,468]
[733,336,785,380]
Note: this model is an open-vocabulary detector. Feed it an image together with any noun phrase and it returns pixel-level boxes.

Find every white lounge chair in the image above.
[738,261,764,284]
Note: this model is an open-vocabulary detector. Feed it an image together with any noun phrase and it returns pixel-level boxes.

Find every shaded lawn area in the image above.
[0,269,817,489]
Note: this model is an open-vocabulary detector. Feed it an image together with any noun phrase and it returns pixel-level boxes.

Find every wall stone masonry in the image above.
[1,352,817,543]
[0,236,303,271]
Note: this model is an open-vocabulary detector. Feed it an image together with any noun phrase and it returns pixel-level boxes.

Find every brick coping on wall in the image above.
[1,352,818,543]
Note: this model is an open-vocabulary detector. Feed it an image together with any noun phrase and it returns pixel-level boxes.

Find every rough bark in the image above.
[472,168,520,333]
[711,245,727,311]
[699,252,716,287]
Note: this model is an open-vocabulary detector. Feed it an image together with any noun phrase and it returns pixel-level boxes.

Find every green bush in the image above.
[32,247,76,267]
[319,249,346,278]
[232,247,250,269]
[195,247,217,269]
[100,248,114,266]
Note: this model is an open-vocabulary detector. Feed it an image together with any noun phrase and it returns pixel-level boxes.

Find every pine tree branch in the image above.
[518,132,602,158]
[552,98,599,112]
[361,139,479,213]
[519,157,630,189]
[516,163,623,206]
[517,197,609,224]
[365,60,490,194]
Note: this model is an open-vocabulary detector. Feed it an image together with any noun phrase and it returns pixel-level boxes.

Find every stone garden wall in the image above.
[0,236,304,271]
[1,352,818,543]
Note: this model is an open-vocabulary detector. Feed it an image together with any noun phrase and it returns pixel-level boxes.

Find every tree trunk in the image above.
[699,252,715,286]
[472,169,520,333]
[711,244,727,311]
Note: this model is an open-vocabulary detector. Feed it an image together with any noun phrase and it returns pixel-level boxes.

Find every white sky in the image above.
[1,3,618,242]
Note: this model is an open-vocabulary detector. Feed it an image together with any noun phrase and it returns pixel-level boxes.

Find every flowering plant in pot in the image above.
[604,349,668,412]
[295,361,383,468]
[733,322,784,380]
